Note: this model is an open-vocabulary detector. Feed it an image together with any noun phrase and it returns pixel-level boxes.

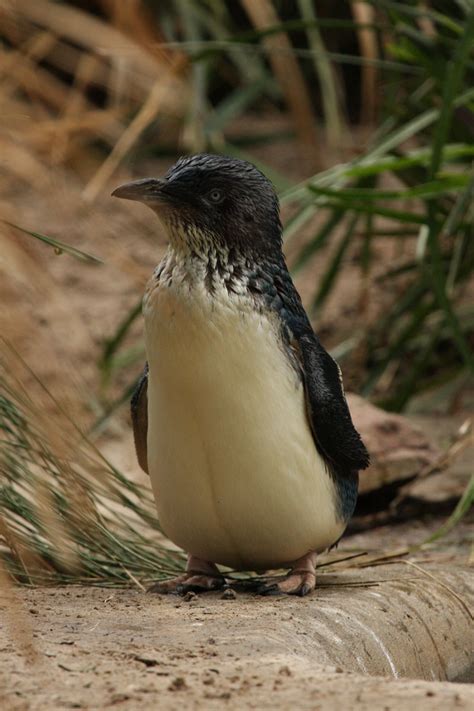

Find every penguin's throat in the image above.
[161,231,251,297]
[163,218,222,261]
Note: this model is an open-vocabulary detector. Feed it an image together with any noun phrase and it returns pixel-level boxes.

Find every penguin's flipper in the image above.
[294,332,370,476]
[249,258,369,478]
[131,362,149,475]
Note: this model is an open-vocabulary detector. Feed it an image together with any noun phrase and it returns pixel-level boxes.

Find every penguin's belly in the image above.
[144,283,344,570]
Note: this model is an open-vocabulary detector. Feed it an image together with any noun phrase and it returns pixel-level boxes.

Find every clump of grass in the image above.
[0,342,185,587]
[282,2,474,409]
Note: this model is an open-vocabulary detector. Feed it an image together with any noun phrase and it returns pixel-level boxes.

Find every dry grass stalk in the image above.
[12,0,182,94]
[0,138,52,185]
[0,46,70,111]
[83,54,188,202]
[102,0,175,66]
[350,1,378,123]
[0,327,184,586]
[398,559,473,619]
[51,52,103,164]
[417,1,437,38]
[0,29,56,92]
[0,0,190,193]
[240,0,319,164]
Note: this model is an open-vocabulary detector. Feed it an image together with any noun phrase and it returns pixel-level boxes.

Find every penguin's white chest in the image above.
[144,275,344,569]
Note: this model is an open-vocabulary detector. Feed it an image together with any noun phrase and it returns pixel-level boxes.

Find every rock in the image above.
[347,394,441,494]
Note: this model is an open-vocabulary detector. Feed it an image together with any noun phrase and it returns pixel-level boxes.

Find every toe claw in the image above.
[148,573,225,595]
[147,580,183,595]
[149,557,227,595]
[256,583,282,596]
[177,577,225,595]
[297,583,313,597]
[255,570,316,597]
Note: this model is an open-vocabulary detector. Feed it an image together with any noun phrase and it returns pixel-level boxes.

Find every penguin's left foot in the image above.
[148,555,225,595]
[257,551,317,597]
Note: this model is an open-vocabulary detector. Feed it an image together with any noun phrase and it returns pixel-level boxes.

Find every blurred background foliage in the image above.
[0,0,473,583]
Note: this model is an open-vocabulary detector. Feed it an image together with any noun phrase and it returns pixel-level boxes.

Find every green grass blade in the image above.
[297,0,344,146]
[382,321,444,411]
[283,204,318,246]
[291,209,345,273]
[205,78,271,134]
[423,475,474,545]
[362,298,436,396]
[429,23,474,179]
[424,10,474,372]
[3,221,104,264]
[312,214,359,311]
[308,176,469,201]
[345,145,474,178]
[99,299,143,391]
[312,201,428,225]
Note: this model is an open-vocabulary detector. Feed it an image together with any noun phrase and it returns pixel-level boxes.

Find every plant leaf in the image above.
[3,221,103,264]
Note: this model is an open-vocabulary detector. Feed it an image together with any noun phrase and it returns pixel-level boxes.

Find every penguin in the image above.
[112,154,369,596]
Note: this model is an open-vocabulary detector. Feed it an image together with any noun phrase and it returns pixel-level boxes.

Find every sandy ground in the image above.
[1,581,473,711]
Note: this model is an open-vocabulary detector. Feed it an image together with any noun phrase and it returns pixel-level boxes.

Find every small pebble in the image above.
[182,591,197,602]
[220,588,237,600]
[168,677,187,691]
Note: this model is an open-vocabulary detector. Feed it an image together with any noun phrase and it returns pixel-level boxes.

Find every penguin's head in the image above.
[112,154,282,255]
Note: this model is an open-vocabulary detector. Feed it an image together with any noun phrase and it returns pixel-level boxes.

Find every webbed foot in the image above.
[257,551,317,597]
[148,555,225,595]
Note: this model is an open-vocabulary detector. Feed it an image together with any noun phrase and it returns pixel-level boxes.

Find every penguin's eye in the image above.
[207,188,224,204]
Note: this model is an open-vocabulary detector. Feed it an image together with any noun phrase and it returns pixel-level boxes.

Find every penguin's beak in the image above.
[111,178,168,204]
